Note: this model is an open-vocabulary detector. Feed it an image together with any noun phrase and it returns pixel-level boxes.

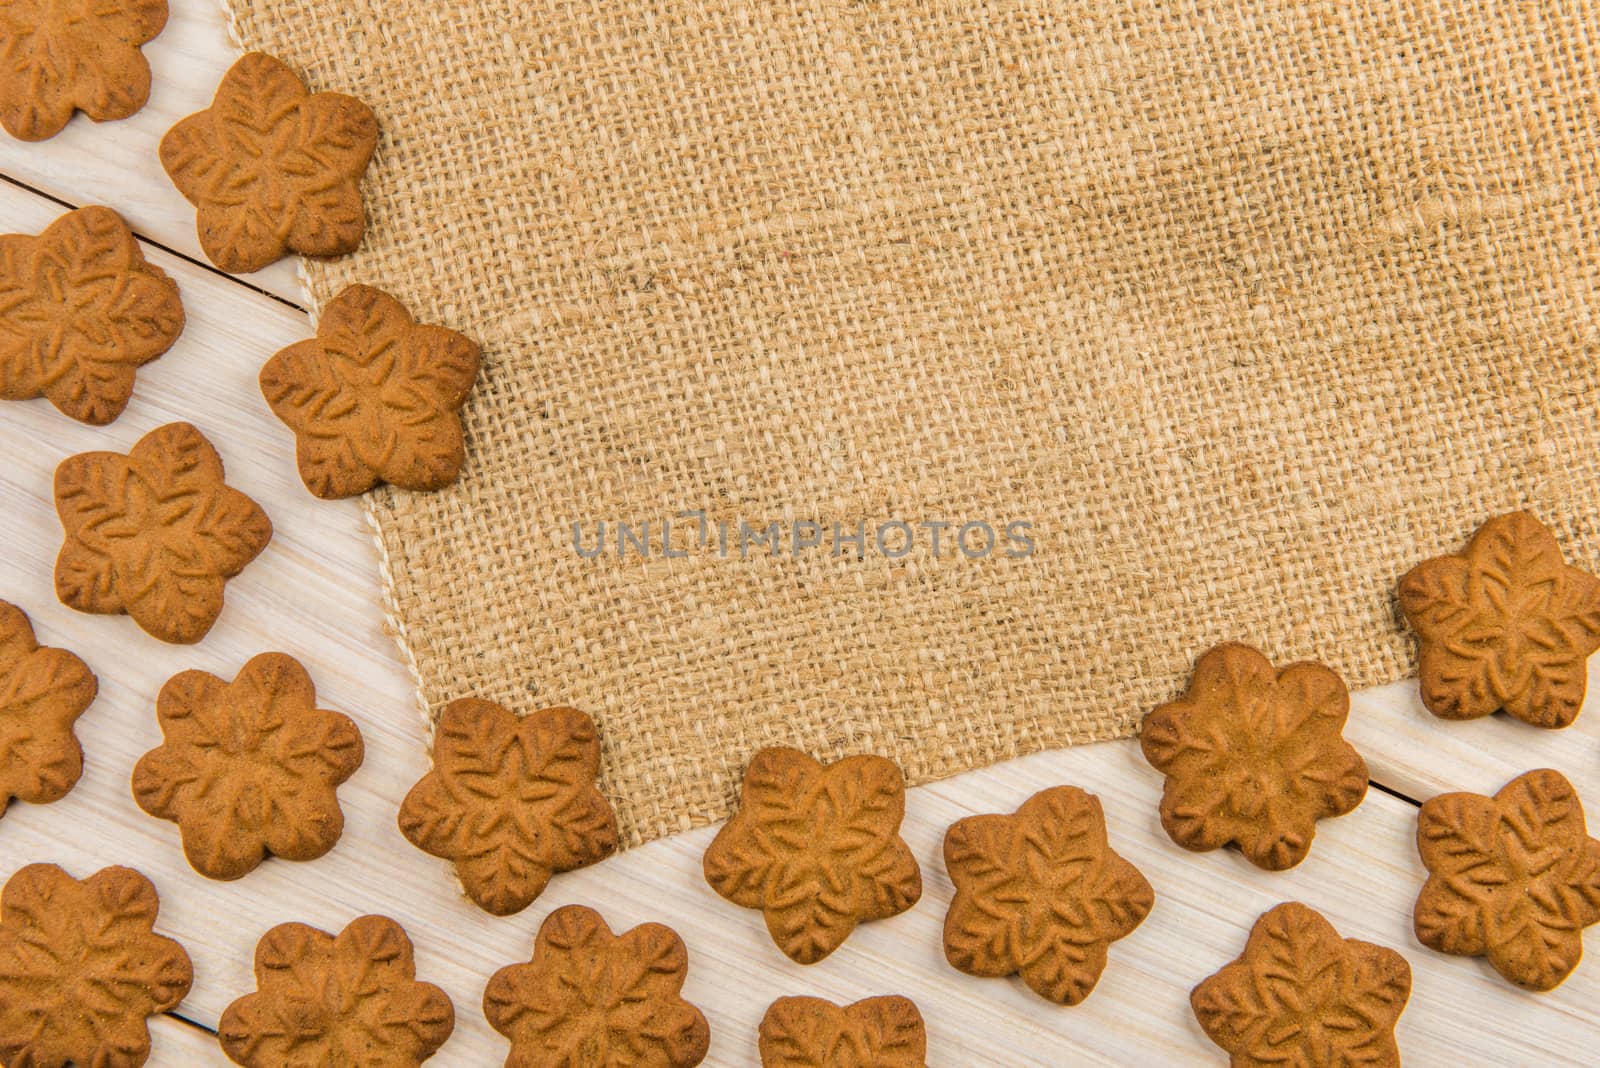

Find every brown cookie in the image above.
[1400,511,1600,729]
[1192,902,1411,1068]
[132,652,363,880]
[1414,768,1600,991]
[704,747,921,964]
[261,284,482,498]
[759,995,927,1068]
[0,206,183,424]
[398,699,616,915]
[484,904,709,1068]
[220,915,454,1067]
[943,785,1153,1005]
[160,52,378,273]
[54,421,272,643]
[1140,642,1368,870]
[0,599,95,817]
[0,0,166,140]
[0,863,192,1068]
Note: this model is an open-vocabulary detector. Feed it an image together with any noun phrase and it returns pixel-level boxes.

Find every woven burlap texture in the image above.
[221,0,1600,846]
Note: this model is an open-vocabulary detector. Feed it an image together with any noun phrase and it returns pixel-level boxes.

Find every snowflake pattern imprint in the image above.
[0,599,95,818]
[132,652,364,880]
[160,52,377,273]
[219,915,454,1067]
[484,904,709,1068]
[703,747,922,964]
[0,0,167,140]
[1140,642,1368,870]
[1400,511,1600,729]
[398,699,616,915]
[1191,901,1411,1068]
[0,206,184,424]
[1414,768,1600,991]
[758,995,927,1068]
[260,284,481,499]
[0,863,192,1068]
[943,785,1153,1005]
[53,421,272,643]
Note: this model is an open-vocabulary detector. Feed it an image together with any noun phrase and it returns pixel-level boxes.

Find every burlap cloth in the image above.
[220,0,1600,846]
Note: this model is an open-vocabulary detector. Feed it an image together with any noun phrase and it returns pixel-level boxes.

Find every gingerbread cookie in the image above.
[943,785,1153,1005]
[0,0,166,140]
[132,652,363,880]
[1140,643,1368,870]
[398,699,616,915]
[484,904,709,1068]
[1192,902,1410,1068]
[1415,768,1600,991]
[160,52,378,273]
[759,995,927,1068]
[220,915,453,1066]
[54,421,272,643]
[1400,511,1600,729]
[0,206,184,424]
[704,747,922,964]
[0,599,95,818]
[261,284,482,498]
[0,863,192,1068]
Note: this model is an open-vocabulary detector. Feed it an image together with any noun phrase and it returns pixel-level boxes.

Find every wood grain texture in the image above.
[1,6,1599,1061]
[151,1014,230,1065]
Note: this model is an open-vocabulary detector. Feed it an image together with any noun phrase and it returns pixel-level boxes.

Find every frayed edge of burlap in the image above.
[362,494,481,903]
[362,496,437,752]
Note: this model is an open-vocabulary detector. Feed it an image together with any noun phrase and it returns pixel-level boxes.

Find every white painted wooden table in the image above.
[1,3,1597,1064]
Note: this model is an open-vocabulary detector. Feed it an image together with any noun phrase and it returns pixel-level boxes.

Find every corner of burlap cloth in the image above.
[219,0,1600,847]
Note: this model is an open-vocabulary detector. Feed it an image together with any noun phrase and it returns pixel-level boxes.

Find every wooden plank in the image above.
[151,1015,228,1065]
[0,0,303,303]
[3,99,1600,1068]
[1349,676,1600,808]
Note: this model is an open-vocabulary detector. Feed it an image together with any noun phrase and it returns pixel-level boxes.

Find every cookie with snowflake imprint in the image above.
[160,52,377,273]
[220,915,453,1066]
[1400,511,1600,729]
[132,652,363,880]
[0,0,167,140]
[0,206,183,424]
[1414,768,1600,991]
[704,747,921,964]
[1140,642,1368,870]
[398,699,616,915]
[0,863,192,1067]
[0,599,95,819]
[1192,901,1410,1068]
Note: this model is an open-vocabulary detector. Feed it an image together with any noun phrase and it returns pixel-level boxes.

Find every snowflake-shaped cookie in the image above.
[1140,642,1368,870]
[260,284,481,498]
[398,699,617,915]
[53,421,272,643]
[484,904,710,1067]
[1192,902,1411,1068]
[759,995,927,1068]
[132,652,363,880]
[160,52,378,273]
[0,206,184,424]
[1400,511,1600,729]
[703,747,922,964]
[219,915,454,1067]
[0,599,95,817]
[943,785,1153,1005]
[0,0,167,140]
[1414,768,1600,991]
[0,863,192,1068]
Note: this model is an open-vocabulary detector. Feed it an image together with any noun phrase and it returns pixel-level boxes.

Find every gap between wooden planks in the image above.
[1,2,1598,1063]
